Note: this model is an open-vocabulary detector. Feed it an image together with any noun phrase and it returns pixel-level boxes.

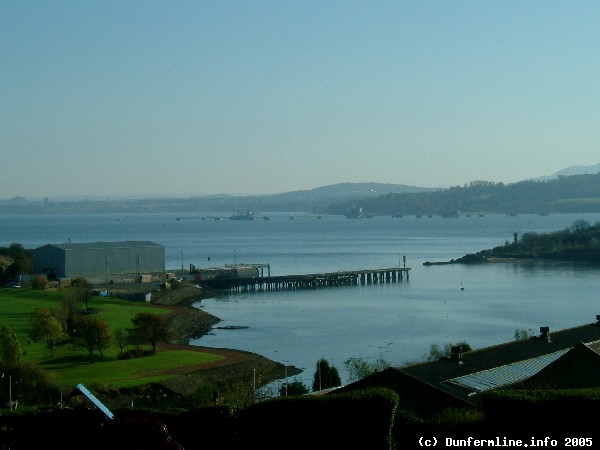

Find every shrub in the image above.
[118,348,153,360]
[31,275,48,290]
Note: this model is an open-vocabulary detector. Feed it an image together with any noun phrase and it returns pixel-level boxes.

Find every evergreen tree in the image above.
[312,358,341,392]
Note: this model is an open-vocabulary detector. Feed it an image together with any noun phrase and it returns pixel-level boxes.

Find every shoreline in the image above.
[423,257,524,266]
[423,256,589,266]
[146,283,303,399]
[92,282,302,408]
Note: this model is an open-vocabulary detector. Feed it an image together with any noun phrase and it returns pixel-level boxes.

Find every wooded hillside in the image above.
[425,219,600,265]
[327,173,600,216]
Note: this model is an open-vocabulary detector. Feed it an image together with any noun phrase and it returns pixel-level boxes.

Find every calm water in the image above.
[3,211,600,387]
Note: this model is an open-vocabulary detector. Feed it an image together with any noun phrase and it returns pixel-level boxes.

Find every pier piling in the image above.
[200,267,410,293]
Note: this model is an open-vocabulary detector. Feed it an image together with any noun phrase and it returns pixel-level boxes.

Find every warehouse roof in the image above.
[40,241,163,250]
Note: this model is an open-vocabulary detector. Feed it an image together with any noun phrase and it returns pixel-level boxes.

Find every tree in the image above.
[4,243,33,281]
[94,320,112,360]
[344,357,391,383]
[279,378,309,396]
[71,315,112,363]
[572,219,591,232]
[127,313,172,355]
[114,327,127,353]
[0,325,21,368]
[426,340,472,361]
[59,288,81,334]
[54,303,70,339]
[427,343,444,361]
[312,358,341,392]
[62,286,84,312]
[72,277,93,310]
[29,307,63,356]
[31,275,48,290]
[514,328,534,341]
[0,361,59,407]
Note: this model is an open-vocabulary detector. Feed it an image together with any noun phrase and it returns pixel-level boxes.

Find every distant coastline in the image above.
[4,171,600,217]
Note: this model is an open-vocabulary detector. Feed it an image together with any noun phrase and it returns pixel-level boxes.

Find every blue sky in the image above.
[2,1,600,199]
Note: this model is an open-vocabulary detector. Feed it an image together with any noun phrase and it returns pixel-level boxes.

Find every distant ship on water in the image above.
[346,206,372,219]
[230,210,256,220]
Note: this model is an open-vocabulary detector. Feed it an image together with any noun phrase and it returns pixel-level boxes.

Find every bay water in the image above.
[3,211,600,388]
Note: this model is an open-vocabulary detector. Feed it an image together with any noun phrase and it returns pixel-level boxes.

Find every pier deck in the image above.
[199,267,410,292]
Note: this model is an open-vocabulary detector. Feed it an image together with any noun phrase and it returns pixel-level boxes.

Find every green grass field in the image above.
[0,287,223,390]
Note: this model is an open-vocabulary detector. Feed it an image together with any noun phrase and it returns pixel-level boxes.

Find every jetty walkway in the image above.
[199,267,410,292]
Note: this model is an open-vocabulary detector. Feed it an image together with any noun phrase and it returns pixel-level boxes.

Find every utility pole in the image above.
[318,361,322,391]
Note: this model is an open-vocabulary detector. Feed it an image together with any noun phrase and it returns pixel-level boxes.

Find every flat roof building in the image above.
[33,241,165,283]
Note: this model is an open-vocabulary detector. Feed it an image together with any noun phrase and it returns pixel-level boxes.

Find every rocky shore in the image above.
[146,283,222,341]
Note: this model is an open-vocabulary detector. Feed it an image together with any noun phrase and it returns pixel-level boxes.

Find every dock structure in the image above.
[199,267,410,292]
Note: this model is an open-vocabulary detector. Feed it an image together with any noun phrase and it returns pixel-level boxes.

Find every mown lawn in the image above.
[0,287,223,389]
[40,349,222,389]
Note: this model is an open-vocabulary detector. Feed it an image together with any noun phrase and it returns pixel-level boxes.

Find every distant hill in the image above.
[325,172,600,216]
[262,182,435,204]
[0,182,435,214]
[300,182,434,196]
[174,182,435,214]
[3,166,600,215]
[531,163,600,181]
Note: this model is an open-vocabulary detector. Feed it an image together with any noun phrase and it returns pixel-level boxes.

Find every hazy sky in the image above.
[3,1,600,199]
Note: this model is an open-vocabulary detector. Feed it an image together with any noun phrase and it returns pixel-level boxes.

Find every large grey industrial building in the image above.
[33,241,165,283]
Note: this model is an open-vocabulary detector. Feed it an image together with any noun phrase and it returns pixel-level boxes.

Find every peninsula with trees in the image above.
[424,219,600,265]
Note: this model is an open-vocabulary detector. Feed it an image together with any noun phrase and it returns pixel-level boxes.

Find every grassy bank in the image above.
[0,284,298,408]
[0,287,224,389]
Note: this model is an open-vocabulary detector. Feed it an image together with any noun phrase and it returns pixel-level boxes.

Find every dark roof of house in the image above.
[336,316,600,416]
[520,341,600,389]
[400,319,600,392]
[445,348,569,394]
[37,241,163,251]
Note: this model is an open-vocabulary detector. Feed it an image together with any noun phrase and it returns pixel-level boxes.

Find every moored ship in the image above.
[345,206,365,219]
[230,210,256,220]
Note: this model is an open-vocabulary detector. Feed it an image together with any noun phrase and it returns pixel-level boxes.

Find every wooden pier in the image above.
[199,267,410,292]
